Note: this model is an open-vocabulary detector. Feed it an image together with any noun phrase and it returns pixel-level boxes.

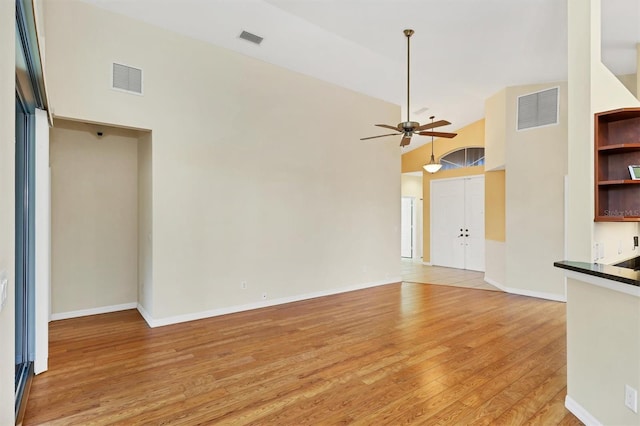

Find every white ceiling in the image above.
[82,0,639,151]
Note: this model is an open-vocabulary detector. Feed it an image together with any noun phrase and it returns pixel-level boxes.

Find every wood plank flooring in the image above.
[24,282,583,425]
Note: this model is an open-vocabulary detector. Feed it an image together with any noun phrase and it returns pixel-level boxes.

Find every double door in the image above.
[430,176,484,271]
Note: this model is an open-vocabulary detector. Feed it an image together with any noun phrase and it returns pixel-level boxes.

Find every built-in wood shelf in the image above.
[594,108,640,222]
[598,180,640,186]
[597,143,640,152]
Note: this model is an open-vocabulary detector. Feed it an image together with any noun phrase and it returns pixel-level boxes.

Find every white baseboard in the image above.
[139,278,401,328]
[136,303,153,327]
[565,395,602,426]
[484,278,566,302]
[422,261,432,266]
[50,302,138,321]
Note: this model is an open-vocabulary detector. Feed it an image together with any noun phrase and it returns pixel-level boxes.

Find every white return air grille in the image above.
[517,87,559,130]
[112,62,143,95]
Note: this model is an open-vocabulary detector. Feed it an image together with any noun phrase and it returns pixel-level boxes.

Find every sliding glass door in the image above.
[15,91,35,416]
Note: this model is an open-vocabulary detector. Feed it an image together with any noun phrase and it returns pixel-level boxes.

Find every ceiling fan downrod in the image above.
[404,29,414,124]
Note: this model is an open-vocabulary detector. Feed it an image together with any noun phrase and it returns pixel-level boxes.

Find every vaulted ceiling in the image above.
[82,0,639,150]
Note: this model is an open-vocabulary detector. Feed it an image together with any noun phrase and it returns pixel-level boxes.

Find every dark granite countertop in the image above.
[554,260,640,287]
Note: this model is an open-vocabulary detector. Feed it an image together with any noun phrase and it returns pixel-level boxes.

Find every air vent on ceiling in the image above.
[239,30,264,45]
[517,87,559,131]
[112,62,143,95]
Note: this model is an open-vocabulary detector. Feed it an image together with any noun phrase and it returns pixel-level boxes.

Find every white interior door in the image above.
[431,176,485,271]
[430,179,465,268]
[400,197,413,258]
[464,176,485,271]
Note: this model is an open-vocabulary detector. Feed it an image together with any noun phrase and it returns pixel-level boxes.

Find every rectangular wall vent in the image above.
[239,30,264,45]
[112,63,143,95]
[517,87,559,130]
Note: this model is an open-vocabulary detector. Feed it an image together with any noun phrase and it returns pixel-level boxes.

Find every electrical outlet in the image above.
[594,243,600,261]
[241,281,247,290]
[634,236,639,249]
[261,292,267,300]
[625,385,638,413]
[598,242,605,259]
[618,240,623,255]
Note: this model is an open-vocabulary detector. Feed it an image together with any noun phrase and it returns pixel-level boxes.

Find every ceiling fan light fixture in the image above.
[423,154,442,173]
[423,120,442,173]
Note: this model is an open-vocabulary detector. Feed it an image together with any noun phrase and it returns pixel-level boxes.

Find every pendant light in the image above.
[423,116,442,173]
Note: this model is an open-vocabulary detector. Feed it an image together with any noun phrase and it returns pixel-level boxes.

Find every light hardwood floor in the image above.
[25,283,582,425]
[401,260,500,292]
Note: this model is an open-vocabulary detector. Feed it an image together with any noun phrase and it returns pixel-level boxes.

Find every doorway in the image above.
[430,175,485,271]
[400,197,414,258]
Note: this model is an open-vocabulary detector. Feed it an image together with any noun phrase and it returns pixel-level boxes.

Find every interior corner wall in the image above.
[484,89,507,171]
[138,132,153,316]
[43,1,400,322]
[484,170,505,287]
[50,120,139,316]
[505,82,568,300]
[616,73,637,98]
[0,1,15,423]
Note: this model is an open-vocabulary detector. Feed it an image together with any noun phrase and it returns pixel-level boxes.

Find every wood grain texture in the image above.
[24,283,583,425]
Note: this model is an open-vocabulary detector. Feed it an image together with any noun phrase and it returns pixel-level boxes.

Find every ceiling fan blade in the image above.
[360,133,401,141]
[375,124,401,132]
[417,131,458,139]
[399,135,412,147]
[415,120,451,131]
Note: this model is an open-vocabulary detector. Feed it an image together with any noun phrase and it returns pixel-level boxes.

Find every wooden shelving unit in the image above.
[595,108,640,222]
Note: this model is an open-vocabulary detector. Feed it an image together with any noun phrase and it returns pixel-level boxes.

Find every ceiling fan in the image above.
[361,29,457,147]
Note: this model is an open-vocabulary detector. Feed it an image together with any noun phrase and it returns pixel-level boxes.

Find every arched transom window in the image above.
[440,147,485,171]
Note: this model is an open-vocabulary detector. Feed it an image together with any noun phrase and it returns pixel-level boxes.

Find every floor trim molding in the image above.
[565,395,602,426]
[138,278,401,328]
[50,302,138,321]
[484,278,566,302]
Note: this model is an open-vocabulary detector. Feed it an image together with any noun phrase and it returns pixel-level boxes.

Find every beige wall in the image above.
[50,120,139,314]
[566,278,640,425]
[0,1,15,423]
[44,1,400,322]
[505,82,568,299]
[138,132,153,315]
[401,174,422,198]
[567,0,640,264]
[484,89,507,171]
[617,73,637,98]
[485,170,505,242]
[565,1,640,423]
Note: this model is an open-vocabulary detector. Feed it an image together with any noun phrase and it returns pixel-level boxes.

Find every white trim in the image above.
[50,302,138,321]
[563,269,640,297]
[136,303,154,327]
[484,277,566,302]
[565,395,603,426]
[34,108,49,375]
[422,261,432,266]
[139,278,401,328]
